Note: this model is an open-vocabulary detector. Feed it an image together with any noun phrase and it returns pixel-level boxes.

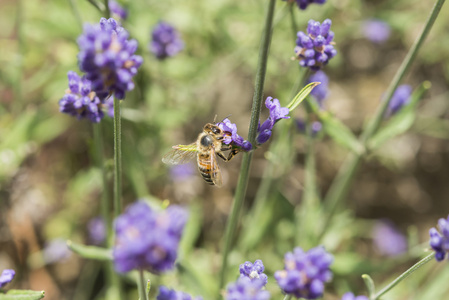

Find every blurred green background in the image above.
[1,0,449,299]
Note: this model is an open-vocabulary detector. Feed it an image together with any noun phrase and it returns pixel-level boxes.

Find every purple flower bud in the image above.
[385,85,412,117]
[307,71,329,106]
[157,286,203,300]
[372,220,407,256]
[341,292,369,300]
[239,260,268,286]
[0,269,15,288]
[296,119,322,137]
[283,0,327,10]
[43,239,71,264]
[150,22,184,60]
[216,118,252,152]
[429,215,449,262]
[275,246,333,299]
[362,19,391,44]
[109,1,128,21]
[88,217,107,246]
[225,277,270,300]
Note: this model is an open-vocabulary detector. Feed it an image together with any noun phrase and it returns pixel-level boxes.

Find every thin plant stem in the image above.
[283,295,292,300]
[113,97,122,217]
[13,0,24,115]
[87,0,103,13]
[318,0,446,241]
[104,0,110,18]
[218,0,277,291]
[67,0,83,30]
[373,253,435,300]
[137,269,148,300]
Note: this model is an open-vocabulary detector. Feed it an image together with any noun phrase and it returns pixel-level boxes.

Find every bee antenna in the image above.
[221,114,232,122]
[213,114,218,123]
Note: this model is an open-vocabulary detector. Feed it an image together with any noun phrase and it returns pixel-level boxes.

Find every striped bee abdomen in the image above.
[197,153,219,185]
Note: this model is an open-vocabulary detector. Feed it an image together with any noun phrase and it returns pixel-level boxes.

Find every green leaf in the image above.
[362,274,376,298]
[0,290,45,300]
[67,240,112,261]
[146,279,151,299]
[368,81,431,150]
[308,99,365,154]
[287,82,321,112]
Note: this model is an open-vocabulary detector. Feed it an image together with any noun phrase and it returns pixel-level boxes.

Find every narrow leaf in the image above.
[67,240,112,261]
[0,290,45,300]
[368,81,430,150]
[146,280,151,299]
[362,274,376,299]
[287,82,321,112]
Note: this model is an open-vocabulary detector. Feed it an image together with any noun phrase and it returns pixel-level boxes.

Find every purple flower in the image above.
[88,217,107,245]
[385,85,412,117]
[362,19,391,44]
[275,246,333,299]
[109,1,127,21]
[113,202,188,273]
[239,260,268,286]
[170,163,196,182]
[296,119,322,137]
[282,0,326,10]
[217,118,253,152]
[105,95,115,118]
[256,97,290,145]
[59,71,107,123]
[43,239,71,264]
[294,19,337,71]
[150,22,184,60]
[429,215,449,261]
[77,18,143,100]
[372,220,407,256]
[0,269,15,288]
[307,71,329,107]
[157,286,202,300]
[225,277,270,300]
[341,292,369,300]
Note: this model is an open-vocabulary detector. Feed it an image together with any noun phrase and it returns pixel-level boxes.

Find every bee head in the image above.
[204,123,223,136]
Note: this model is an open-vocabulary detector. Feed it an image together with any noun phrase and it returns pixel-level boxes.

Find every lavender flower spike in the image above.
[294,19,337,71]
[77,18,143,100]
[341,292,369,300]
[113,201,188,273]
[239,260,268,286]
[225,277,270,300]
[157,286,203,300]
[385,85,412,117]
[282,0,326,10]
[0,269,15,288]
[217,118,252,152]
[256,97,290,145]
[150,21,184,60]
[429,215,449,261]
[275,246,333,299]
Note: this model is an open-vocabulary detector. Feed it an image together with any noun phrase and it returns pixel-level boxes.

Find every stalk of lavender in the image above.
[104,0,110,18]
[13,0,24,115]
[318,0,446,242]
[113,97,122,216]
[219,0,277,291]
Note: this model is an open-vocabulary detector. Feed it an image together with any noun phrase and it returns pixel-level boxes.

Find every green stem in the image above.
[113,97,122,217]
[373,253,435,300]
[67,0,83,30]
[137,269,148,300]
[87,0,103,13]
[104,0,110,18]
[13,0,24,115]
[218,0,276,291]
[283,295,293,300]
[318,0,446,241]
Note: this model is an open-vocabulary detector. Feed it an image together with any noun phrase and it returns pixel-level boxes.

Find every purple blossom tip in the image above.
[0,269,15,288]
[109,1,128,21]
[275,246,333,299]
[216,118,252,152]
[362,19,391,44]
[295,19,336,70]
[225,277,270,300]
[256,97,290,145]
[88,217,107,245]
[157,286,203,300]
[283,0,327,10]
[296,119,322,137]
[341,292,369,300]
[385,85,412,117]
[239,260,268,286]
[372,220,407,256]
[429,215,449,262]
[113,202,188,273]
[307,71,329,106]
[150,21,184,60]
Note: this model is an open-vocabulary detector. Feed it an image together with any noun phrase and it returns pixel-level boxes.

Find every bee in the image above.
[162,123,239,187]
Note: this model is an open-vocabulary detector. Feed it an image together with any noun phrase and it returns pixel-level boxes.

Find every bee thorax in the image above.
[200,135,214,147]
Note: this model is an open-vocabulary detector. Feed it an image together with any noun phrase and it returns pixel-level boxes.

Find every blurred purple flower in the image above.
[296,119,322,137]
[275,246,333,299]
[307,71,329,107]
[59,71,106,123]
[429,215,449,261]
[0,269,15,288]
[77,18,143,100]
[341,292,369,300]
[88,217,107,245]
[283,0,326,10]
[109,1,127,21]
[239,260,268,286]
[170,163,196,182]
[372,220,407,256]
[157,286,202,300]
[385,85,412,117]
[43,239,71,264]
[362,19,391,44]
[217,118,252,152]
[225,277,270,300]
[105,96,115,118]
[150,22,184,60]
[256,97,290,145]
[113,201,188,273]
[295,19,337,71]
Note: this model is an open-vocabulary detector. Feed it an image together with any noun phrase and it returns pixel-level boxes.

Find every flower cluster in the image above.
[362,19,391,44]
[256,97,290,145]
[0,269,15,288]
[109,1,128,21]
[372,220,407,256]
[113,202,188,273]
[239,260,268,286]
[157,286,202,300]
[385,85,412,117]
[341,292,369,300]
[59,71,112,123]
[77,17,143,100]
[217,118,253,152]
[307,70,329,107]
[294,19,337,70]
[88,217,107,245]
[225,277,270,300]
[429,215,449,261]
[296,119,322,137]
[150,21,184,60]
[275,246,333,299]
[283,0,326,10]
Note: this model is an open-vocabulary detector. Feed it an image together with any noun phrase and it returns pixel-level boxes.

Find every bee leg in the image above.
[217,152,228,162]
[225,149,240,162]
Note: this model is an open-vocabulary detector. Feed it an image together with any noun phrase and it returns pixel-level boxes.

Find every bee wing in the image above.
[209,147,223,187]
[162,143,198,165]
